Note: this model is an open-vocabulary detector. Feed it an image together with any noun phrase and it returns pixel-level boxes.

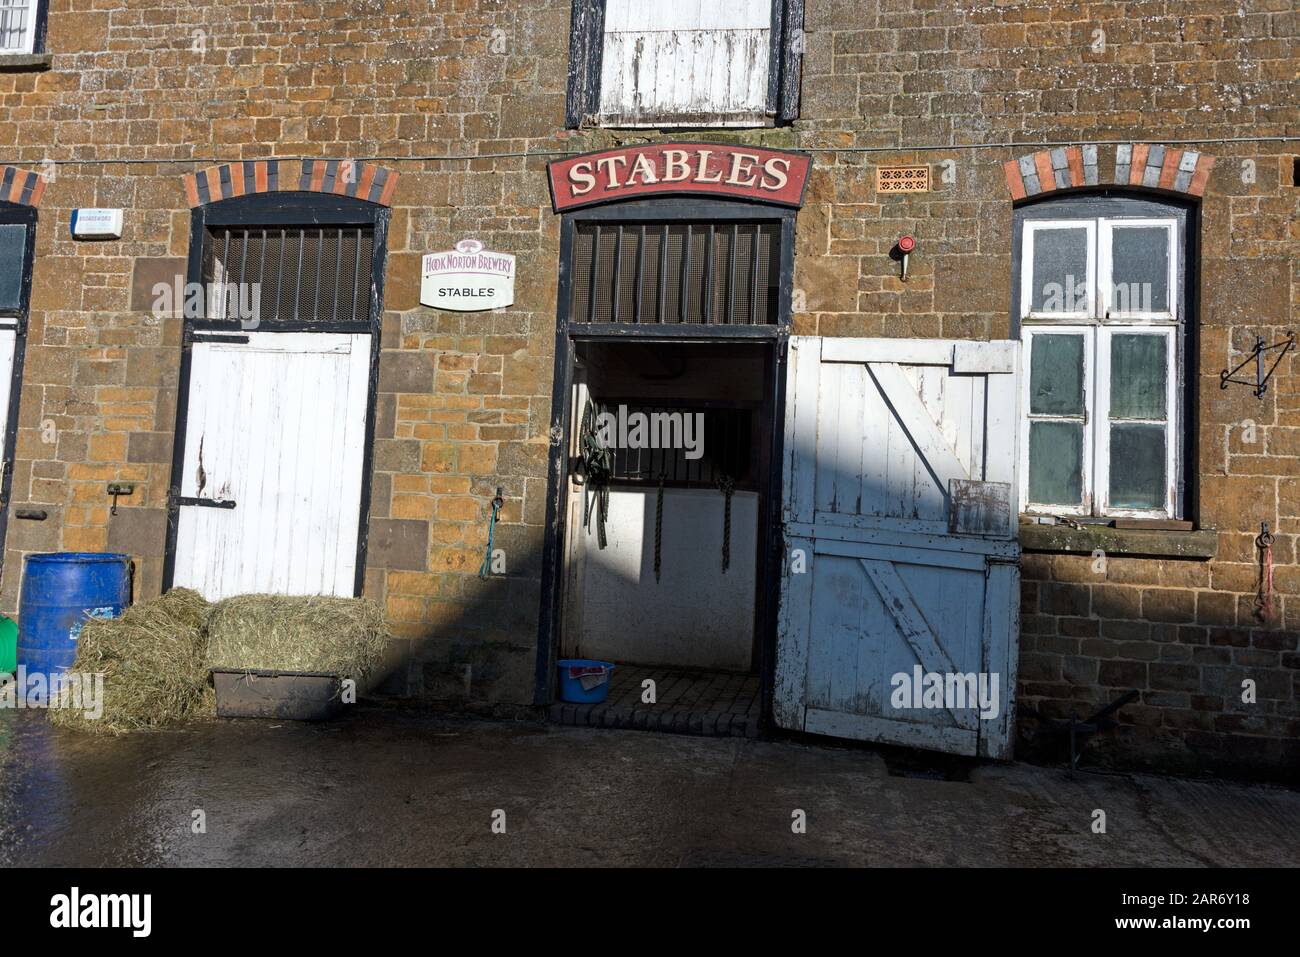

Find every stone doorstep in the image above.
[548,701,759,739]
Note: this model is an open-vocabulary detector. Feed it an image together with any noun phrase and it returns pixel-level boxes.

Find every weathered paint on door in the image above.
[599,0,772,127]
[171,332,371,600]
[0,329,15,450]
[776,337,1022,758]
[0,327,16,516]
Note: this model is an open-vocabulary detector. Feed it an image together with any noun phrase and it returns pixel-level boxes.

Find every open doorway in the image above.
[555,338,775,735]
[534,195,797,735]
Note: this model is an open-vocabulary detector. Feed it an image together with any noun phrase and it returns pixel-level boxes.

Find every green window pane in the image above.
[1028,421,1083,506]
[1029,334,1084,415]
[1110,227,1169,313]
[0,224,26,311]
[1109,424,1166,509]
[1110,334,1167,419]
[1030,227,1088,313]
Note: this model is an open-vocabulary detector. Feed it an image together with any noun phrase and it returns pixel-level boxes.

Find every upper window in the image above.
[1016,198,1189,521]
[0,0,47,55]
[566,0,804,129]
[203,225,375,327]
[191,193,388,333]
[570,219,782,326]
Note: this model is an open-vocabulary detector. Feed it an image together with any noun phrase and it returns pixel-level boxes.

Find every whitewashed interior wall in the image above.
[566,486,758,671]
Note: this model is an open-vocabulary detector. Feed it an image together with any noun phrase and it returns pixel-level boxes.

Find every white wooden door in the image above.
[171,332,372,600]
[0,327,16,520]
[0,328,16,451]
[776,337,1022,758]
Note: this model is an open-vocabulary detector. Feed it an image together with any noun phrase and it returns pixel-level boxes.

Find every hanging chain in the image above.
[579,399,611,550]
[654,473,665,584]
[718,475,735,573]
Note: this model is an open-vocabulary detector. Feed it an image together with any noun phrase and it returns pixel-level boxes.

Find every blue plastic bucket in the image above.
[17,552,131,679]
[557,658,615,704]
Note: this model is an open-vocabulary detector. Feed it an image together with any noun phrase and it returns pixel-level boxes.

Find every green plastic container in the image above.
[0,614,16,675]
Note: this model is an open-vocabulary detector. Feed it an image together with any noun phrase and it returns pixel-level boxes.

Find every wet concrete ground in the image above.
[1,707,1296,867]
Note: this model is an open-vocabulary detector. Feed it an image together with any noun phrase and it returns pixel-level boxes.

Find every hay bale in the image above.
[48,588,212,735]
[205,594,388,683]
[49,591,388,733]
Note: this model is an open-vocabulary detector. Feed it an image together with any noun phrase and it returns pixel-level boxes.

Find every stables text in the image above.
[548,144,812,211]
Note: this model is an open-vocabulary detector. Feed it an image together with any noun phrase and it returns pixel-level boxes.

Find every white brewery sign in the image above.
[420,239,515,311]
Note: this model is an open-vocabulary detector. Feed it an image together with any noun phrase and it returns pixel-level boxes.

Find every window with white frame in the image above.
[1017,206,1185,520]
[0,0,45,55]
[566,0,804,129]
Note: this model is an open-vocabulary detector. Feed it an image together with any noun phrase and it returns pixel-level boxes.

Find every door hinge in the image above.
[175,495,236,510]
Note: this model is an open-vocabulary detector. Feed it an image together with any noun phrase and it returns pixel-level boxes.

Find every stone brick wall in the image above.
[0,1,1294,774]
[793,1,1298,777]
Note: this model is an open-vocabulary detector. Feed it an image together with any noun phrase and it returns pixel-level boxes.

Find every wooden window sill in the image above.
[1018,522,1217,560]
[0,53,52,71]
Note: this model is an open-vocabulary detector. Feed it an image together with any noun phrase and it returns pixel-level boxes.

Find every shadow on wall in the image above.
[1014,567,1299,784]
[363,405,1298,784]
[365,513,548,715]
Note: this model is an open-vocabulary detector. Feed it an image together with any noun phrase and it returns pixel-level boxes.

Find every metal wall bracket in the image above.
[1219,331,1296,398]
[1021,690,1139,778]
[107,482,135,515]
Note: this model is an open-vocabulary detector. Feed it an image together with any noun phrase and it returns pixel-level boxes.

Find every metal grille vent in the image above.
[571,222,780,325]
[876,166,930,194]
[202,226,374,326]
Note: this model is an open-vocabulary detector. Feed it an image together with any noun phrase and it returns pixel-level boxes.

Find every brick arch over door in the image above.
[183,159,399,208]
[0,166,47,208]
[1003,144,1217,201]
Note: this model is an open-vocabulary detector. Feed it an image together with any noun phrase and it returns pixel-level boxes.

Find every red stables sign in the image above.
[547,143,812,213]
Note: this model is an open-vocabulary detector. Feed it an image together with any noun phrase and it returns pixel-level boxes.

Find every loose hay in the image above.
[205,594,388,683]
[48,587,211,735]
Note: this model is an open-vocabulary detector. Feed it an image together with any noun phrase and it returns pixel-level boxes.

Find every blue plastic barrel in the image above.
[17,552,131,678]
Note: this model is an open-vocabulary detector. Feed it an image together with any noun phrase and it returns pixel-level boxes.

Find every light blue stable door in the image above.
[776,338,1022,758]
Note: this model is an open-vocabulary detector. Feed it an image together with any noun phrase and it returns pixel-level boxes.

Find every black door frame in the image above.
[0,201,37,580]
[161,192,390,597]
[534,197,797,733]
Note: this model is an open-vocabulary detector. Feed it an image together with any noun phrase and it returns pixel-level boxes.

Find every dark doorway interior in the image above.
[556,339,774,736]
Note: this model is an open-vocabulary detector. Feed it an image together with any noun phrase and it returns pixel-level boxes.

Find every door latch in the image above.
[107,482,135,515]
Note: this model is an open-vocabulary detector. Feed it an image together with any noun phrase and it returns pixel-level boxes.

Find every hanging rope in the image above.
[478,488,503,579]
[1254,522,1275,624]
[654,473,665,584]
[717,475,735,573]
[578,398,611,550]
